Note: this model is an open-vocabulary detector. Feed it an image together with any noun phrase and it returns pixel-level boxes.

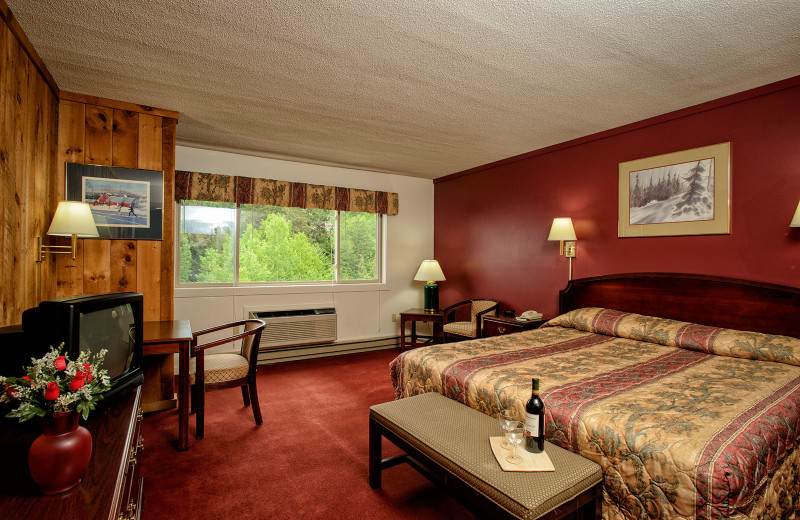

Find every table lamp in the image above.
[414,260,445,313]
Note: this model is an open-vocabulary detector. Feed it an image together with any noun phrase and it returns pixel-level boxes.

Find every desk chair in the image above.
[190,319,266,440]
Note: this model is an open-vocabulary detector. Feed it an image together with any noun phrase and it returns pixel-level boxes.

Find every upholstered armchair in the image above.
[442,299,498,342]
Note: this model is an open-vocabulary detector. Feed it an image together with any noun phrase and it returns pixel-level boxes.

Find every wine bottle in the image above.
[524,378,545,453]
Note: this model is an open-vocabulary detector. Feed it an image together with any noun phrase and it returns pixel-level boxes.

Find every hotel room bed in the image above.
[390,273,800,520]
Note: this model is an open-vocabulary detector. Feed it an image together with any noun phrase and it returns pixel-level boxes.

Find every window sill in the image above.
[174,282,389,298]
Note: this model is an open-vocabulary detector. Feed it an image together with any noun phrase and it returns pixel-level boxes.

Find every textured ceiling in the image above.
[7,0,800,179]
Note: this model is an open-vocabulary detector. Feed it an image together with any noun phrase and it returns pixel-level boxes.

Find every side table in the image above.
[482,315,547,337]
[399,308,444,351]
[142,319,192,451]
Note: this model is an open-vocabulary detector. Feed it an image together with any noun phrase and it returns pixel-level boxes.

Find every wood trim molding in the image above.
[0,0,59,97]
[60,91,180,120]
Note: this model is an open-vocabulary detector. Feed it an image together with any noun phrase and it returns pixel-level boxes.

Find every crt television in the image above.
[0,292,144,406]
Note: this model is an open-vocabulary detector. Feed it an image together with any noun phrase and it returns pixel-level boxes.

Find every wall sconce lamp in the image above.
[548,218,577,280]
[36,201,99,262]
[414,260,446,313]
[791,201,800,227]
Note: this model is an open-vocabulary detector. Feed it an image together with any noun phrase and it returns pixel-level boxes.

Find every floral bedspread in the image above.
[390,307,800,520]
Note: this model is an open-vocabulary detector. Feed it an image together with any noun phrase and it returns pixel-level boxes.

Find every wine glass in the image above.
[498,409,517,449]
[505,422,525,465]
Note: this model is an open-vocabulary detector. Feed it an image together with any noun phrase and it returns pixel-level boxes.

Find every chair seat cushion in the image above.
[189,353,249,385]
[443,321,476,338]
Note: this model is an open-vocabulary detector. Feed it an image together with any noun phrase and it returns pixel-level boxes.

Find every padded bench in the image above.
[369,392,603,520]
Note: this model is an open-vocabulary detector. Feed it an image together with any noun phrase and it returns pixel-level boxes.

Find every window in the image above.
[178,201,380,285]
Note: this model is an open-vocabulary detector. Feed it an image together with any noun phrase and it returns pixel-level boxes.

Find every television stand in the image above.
[0,387,143,519]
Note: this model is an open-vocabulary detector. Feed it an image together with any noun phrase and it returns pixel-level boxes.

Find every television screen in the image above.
[78,302,136,379]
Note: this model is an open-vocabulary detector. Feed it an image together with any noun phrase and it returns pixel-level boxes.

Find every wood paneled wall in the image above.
[1,0,179,326]
[0,5,58,326]
[51,93,178,322]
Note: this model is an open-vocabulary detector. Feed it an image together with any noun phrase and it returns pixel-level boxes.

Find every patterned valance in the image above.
[175,170,398,216]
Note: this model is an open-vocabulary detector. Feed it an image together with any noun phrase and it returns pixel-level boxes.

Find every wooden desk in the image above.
[143,320,192,452]
[399,308,444,351]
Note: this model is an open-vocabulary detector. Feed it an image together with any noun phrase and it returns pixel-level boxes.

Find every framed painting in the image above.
[66,163,164,240]
[618,142,730,238]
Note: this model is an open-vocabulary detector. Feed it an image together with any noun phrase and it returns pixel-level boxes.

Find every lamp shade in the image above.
[792,202,800,227]
[547,218,577,241]
[47,201,99,237]
[414,260,445,282]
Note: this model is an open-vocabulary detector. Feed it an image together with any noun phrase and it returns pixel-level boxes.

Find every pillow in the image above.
[544,307,800,367]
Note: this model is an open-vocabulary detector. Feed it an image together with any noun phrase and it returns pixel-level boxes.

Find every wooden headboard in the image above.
[559,273,800,338]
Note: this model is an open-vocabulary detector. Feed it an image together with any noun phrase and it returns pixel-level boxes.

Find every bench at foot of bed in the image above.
[369,392,602,520]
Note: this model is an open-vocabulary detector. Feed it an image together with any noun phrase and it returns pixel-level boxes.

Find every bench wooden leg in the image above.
[369,416,381,489]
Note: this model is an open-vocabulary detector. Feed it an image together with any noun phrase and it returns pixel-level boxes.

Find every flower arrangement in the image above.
[0,345,111,422]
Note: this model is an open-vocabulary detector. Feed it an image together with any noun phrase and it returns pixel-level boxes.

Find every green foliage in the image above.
[178,202,378,283]
[179,234,193,283]
[239,214,332,282]
[197,229,234,283]
[340,211,377,280]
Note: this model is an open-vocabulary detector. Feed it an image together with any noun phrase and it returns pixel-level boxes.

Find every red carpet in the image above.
[140,348,477,519]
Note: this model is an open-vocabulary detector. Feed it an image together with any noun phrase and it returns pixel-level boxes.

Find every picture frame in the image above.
[66,163,164,240]
[618,142,730,238]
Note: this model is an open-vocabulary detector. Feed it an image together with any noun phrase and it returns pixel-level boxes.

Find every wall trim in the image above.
[60,91,180,119]
[434,74,800,184]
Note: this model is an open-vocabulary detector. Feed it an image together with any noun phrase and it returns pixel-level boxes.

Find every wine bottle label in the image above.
[524,412,540,437]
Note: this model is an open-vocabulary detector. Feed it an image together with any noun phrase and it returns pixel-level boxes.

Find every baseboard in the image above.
[257,336,400,364]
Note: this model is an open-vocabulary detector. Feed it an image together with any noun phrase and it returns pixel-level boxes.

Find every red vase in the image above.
[28,410,93,495]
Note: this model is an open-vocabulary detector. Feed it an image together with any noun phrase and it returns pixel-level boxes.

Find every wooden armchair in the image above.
[442,299,498,342]
[190,319,266,440]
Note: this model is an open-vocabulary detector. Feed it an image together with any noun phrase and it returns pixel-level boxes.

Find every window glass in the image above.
[339,211,378,281]
[238,205,335,282]
[178,201,236,283]
[177,201,381,286]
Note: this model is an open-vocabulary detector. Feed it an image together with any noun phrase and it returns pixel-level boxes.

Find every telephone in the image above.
[516,310,543,322]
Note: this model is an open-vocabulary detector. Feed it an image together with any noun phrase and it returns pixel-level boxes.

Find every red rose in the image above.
[21,375,32,385]
[82,363,93,382]
[69,373,86,391]
[44,382,60,401]
[5,385,18,399]
[54,356,67,371]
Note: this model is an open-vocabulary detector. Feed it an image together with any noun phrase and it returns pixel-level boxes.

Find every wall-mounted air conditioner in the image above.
[249,308,337,349]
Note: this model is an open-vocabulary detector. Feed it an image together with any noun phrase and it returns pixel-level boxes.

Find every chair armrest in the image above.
[192,319,255,339]
[192,320,265,352]
[474,302,498,336]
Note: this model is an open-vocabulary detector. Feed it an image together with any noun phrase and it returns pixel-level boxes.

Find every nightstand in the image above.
[482,315,547,337]
[399,308,444,351]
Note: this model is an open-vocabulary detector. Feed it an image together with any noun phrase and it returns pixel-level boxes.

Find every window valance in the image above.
[175,170,398,216]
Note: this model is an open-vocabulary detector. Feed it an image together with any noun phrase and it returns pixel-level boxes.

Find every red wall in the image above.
[434,77,800,319]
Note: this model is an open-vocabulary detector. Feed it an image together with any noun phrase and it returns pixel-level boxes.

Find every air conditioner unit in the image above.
[249,308,337,349]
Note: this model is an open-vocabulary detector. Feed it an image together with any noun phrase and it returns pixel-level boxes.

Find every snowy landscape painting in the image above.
[618,143,730,238]
[629,158,714,225]
[66,162,164,239]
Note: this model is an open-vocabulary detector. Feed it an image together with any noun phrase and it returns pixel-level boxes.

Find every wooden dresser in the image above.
[0,386,144,520]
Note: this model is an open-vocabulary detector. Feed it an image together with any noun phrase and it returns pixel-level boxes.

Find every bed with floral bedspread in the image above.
[390,307,800,520]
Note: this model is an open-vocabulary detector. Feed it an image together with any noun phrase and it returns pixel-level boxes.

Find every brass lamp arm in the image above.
[36,234,79,262]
